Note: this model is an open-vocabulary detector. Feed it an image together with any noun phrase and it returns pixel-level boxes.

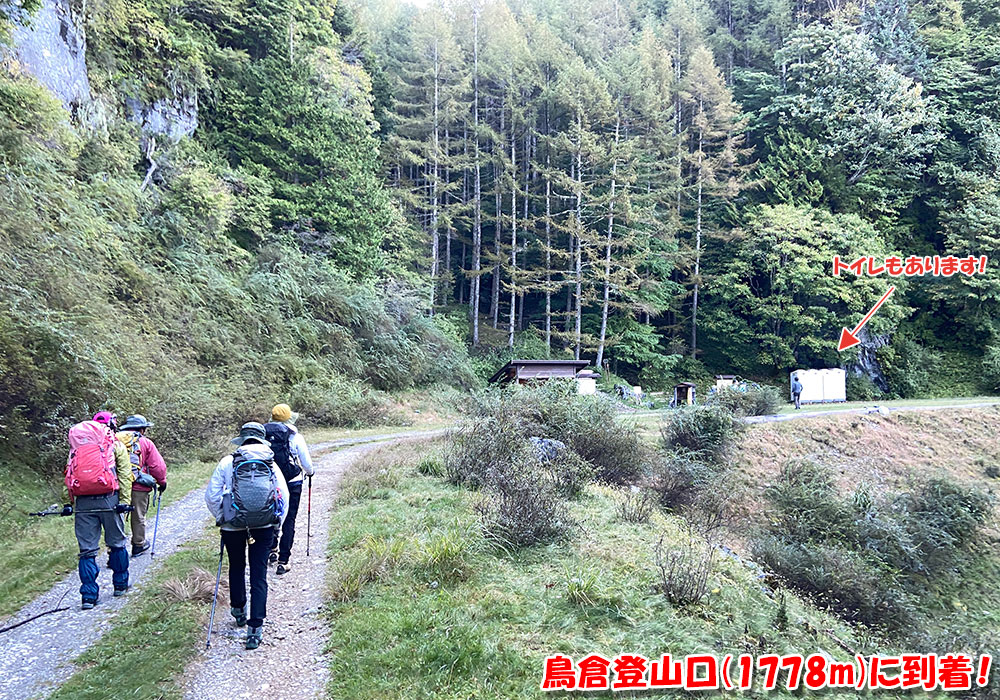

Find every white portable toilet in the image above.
[792,369,823,403]
[821,368,846,402]
[791,369,846,403]
[575,369,599,395]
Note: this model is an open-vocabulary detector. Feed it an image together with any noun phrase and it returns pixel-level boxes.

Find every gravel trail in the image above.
[180,442,374,700]
[0,486,212,700]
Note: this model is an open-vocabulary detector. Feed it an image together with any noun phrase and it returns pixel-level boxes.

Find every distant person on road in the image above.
[791,374,803,410]
[117,415,167,557]
[63,415,134,609]
[265,403,315,575]
[205,422,289,650]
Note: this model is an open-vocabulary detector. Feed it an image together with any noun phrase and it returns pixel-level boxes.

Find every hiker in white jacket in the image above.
[205,422,289,650]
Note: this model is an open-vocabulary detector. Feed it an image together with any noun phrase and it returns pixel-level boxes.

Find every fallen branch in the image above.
[0,606,70,635]
[140,137,158,192]
[0,590,70,635]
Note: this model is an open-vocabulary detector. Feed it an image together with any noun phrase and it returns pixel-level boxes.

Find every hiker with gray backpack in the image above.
[204,422,289,650]
[265,403,315,575]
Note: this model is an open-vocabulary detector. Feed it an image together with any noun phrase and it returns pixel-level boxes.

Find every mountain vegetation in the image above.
[2,0,999,474]
[366,0,1000,394]
[0,0,474,474]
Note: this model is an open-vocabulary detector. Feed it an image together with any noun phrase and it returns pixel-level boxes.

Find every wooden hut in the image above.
[489,359,591,386]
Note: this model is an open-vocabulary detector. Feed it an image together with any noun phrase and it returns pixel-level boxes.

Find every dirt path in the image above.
[179,443,372,700]
[0,429,445,700]
[744,400,1000,424]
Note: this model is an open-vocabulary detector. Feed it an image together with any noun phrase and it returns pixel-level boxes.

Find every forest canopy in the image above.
[366,0,1000,395]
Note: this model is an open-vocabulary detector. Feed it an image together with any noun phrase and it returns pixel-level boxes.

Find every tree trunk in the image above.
[596,112,620,369]
[508,109,517,348]
[691,115,704,359]
[430,36,440,315]
[444,126,452,305]
[545,154,552,351]
[574,111,583,361]
[491,98,504,329]
[471,4,482,346]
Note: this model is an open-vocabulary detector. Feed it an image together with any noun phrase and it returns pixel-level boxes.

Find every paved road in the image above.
[0,429,444,700]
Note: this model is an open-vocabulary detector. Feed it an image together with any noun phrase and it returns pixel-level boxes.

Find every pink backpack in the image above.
[65,421,119,499]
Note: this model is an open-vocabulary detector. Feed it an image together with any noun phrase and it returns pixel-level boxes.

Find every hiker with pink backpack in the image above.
[63,413,134,609]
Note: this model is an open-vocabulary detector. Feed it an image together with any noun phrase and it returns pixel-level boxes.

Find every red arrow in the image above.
[838,286,896,351]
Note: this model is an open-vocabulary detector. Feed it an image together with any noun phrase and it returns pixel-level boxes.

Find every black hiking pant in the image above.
[222,527,275,628]
[277,481,303,564]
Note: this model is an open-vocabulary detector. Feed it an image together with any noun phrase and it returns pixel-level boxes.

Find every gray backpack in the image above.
[223,449,281,530]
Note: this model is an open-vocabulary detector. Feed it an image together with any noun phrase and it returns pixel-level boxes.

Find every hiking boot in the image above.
[81,600,97,610]
[245,626,263,650]
[113,586,128,597]
[276,561,291,575]
[231,606,247,627]
[132,543,150,558]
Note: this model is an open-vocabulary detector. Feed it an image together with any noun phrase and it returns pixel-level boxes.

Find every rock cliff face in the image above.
[9,0,197,140]
[851,330,890,392]
[10,0,91,114]
[125,92,198,141]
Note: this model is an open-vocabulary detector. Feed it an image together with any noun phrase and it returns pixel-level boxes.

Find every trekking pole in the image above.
[150,490,162,558]
[29,508,116,517]
[306,475,312,557]
[206,537,224,649]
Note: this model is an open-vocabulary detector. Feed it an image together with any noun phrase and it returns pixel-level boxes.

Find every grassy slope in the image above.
[323,410,1000,699]
[735,406,1000,646]
[323,441,873,700]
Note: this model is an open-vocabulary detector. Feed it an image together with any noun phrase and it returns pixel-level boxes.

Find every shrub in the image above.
[846,372,882,401]
[709,384,782,417]
[617,487,656,524]
[763,460,851,542]
[753,537,915,629]
[542,450,594,499]
[876,335,942,398]
[905,478,992,570]
[755,460,992,632]
[654,531,715,607]
[644,453,717,510]
[660,406,743,462]
[416,456,445,477]
[446,382,643,489]
[445,414,531,490]
[475,464,573,550]
[501,381,648,484]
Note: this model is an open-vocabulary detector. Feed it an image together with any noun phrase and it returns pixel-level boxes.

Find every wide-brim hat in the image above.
[231,421,268,446]
[120,414,153,430]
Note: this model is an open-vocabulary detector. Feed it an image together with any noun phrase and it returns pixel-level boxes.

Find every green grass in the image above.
[0,458,214,619]
[49,527,217,700]
[323,441,876,699]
